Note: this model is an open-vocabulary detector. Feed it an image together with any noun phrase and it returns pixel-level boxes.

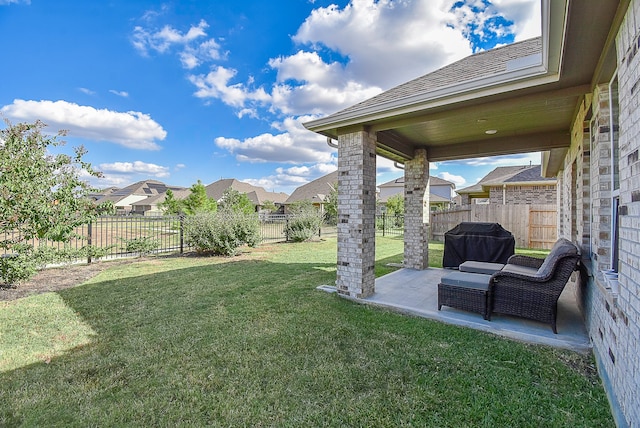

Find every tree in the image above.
[159,189,183,215]
[218,188,255,214]
[386,193,404,216]
[0,120,104,284]
[182,180,217,215]
[323,182,338,225]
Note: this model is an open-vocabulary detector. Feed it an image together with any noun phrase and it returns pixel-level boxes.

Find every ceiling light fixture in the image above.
[485,129,498,135]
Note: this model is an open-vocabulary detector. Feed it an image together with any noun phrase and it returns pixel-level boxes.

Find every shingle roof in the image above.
[456,165,555,195]
[95,180,183,204]
[130,189,191,206]
[285,171,339,204]
[205,179,289,205]
[328,37,542,119]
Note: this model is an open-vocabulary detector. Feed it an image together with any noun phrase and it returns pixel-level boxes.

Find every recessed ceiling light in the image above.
[485,129,498,135]
[476,119,488,123]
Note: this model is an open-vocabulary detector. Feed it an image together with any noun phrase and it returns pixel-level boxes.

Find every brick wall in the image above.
[571,2,640,425]
[404,149,429,269]
[487,185,556,204]
[336,130,377,298]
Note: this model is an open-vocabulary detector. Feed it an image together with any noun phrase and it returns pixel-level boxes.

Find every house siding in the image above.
[564,2,640,425]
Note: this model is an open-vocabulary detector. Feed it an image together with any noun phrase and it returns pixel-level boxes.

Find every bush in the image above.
[184,211,260,256]
[285,209,323,242]
[120,237,159,257]
[0,244,113,286]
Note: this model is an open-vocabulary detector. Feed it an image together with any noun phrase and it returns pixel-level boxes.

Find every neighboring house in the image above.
[456,165,556,205]
[130,188,191,216]
[205,178,289,213]
[95,180,184,215]
[378,176,456,211]
[304,1,639,425]
[284,171,338,214]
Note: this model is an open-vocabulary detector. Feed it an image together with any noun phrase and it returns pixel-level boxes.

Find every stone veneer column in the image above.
[404,149,430,269]
[336,129,377,298]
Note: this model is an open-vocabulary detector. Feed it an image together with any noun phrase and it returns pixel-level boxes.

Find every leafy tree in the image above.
[260,200,277,214]
[386,193,405,216]
[218,188,255,214]
[0,120,103,284]
[323,182,338,225]
[182,180,217,215]
[159,189,183,215]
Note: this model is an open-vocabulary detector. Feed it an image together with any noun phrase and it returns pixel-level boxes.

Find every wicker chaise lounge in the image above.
[441,238,581,333]
[487,238,580,333]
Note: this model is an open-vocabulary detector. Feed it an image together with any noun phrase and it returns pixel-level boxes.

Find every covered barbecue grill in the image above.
[442,222,515,268]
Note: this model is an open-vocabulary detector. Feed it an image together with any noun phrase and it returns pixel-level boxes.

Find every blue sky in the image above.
[0,0,541,195]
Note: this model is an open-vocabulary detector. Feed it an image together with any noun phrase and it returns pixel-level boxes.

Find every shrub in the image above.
[0,244,113,286]
[120,237,159,257]
[285,208,323,242]
[184,211,260,256]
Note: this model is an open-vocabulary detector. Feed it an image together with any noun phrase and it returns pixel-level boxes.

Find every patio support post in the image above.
[404,148,430,269]
[336,128,377,298]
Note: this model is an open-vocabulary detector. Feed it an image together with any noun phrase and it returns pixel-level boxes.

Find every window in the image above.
[609,73,619,273]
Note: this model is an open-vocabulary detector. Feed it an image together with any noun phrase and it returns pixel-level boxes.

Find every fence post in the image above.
[285,216,289,242]
[87,220,93,264]
[382,213,386,237]
[179,215,184,254]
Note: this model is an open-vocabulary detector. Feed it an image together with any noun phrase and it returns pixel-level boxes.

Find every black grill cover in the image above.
[442,222,515,268]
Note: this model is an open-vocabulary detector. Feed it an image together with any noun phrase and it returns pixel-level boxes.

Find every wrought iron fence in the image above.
[376,214,404,237]
[2,213,403,264]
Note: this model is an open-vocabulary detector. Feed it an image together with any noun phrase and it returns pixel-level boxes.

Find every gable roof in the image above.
[205,178,289,205]
[95,180,183,205]
[285,171,339,204]
[334,37,543,121]
[304,1,621,172]
[130,188,191,206]
[457,165,556,195]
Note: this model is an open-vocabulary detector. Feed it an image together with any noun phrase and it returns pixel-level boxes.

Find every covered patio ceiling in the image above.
[304,0,626,177]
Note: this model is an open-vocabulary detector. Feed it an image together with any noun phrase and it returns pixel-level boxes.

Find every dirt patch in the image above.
[0,260,132,301]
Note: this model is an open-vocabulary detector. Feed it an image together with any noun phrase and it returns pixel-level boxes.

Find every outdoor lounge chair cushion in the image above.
[439,271,491,291]
[535,238,578,278]
[459,261,505,275]
[501,263,539,276]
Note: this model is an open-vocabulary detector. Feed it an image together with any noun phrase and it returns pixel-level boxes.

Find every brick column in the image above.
[336,129,377,298]
[404,149,430,269]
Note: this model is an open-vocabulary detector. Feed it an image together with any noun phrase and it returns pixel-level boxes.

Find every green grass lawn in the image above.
[0,237,612,426]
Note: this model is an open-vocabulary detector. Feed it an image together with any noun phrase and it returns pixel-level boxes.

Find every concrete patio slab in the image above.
[347,267,591,353]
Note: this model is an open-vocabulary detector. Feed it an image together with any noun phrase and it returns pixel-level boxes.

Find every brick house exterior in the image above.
[305,1,639,425]
[457,165,557,205]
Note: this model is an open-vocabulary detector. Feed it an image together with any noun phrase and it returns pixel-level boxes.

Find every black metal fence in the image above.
[2,213,403,263]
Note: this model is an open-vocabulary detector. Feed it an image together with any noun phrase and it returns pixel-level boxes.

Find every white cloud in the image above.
[0,0,30,4]
[292,0,472,89]
[243,162,337,194]
[269,51,382,115]
[491,0,541,41]
[462,152,541,167]
[132,19,224,70]
[437,171,466,187]
[109,89,129,98]
[1,99,167,150]
[79,87,95,95]
[99,161,170,178]
[189,66,270,107]
[214,115,332,164]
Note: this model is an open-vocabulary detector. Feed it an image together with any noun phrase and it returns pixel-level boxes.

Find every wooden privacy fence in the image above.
[430,204,557,249]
